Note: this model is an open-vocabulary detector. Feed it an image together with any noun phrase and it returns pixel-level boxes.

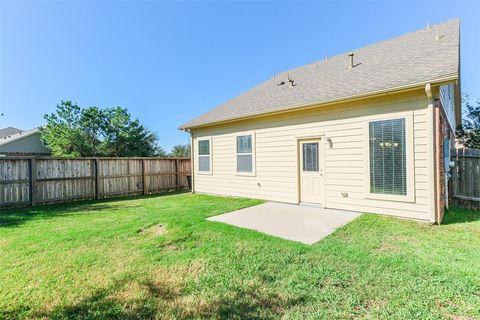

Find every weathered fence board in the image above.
[450,148,480,210]
[0,159,30,206]
[0,157,191,208]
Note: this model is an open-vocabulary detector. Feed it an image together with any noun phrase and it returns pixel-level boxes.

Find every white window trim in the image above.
[235,131,256,176]
[364,112,415,203]
[197,136,212,175]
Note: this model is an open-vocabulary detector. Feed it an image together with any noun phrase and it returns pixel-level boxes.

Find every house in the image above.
[0,127,51,156]
[179,19,460,224]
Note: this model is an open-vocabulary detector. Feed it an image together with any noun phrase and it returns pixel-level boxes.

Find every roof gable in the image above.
[180,18,460,129]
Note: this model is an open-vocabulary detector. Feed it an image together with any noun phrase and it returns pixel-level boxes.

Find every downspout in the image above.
[190,130,195,193]
[425,84,437,223]
[435,102,442,223]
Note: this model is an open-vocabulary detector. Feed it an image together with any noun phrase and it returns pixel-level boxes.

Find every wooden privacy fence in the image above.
[0,157,191,208]
[450,149,480,210]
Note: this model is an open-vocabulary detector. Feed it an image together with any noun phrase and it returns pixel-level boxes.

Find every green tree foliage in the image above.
[456,95,480,149]
[80,106,107,156]
[169,144,191,158]
[42,101,85,157]
[42,101,163,157]
[103,107,166,157]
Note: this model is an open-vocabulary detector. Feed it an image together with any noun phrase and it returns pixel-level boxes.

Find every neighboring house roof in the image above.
[180,18,460,129]
[0,127,22,139]
[0,128,42,146]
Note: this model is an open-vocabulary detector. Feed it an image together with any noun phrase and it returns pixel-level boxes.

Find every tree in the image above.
[456,95,480,149]
[103,107,164,157]
[42,101,163,157]
[169,144,191,158]
[79,106,108,156]
[42,101,85,157]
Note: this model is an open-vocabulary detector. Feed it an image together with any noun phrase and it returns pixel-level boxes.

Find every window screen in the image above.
[236,135,253,172]
[198,139,210,172]
[237,154,253,172]
[369,118,407,195]
[198,140,210,156]
[236,135,252,153]
[303,143,319,172]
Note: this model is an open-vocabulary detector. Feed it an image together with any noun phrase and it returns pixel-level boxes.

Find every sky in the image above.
[1,1,479,151]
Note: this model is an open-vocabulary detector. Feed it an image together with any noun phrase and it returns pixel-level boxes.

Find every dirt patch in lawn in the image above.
[375,242,401,253]
[374,234,418,254]
[138,224,167,237]
[161,243,180,251]
[449,316,476,320]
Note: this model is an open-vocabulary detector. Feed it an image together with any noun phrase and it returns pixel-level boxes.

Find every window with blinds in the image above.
[198,139,211,172]
[236,135,253,173]
[369,118,407,195]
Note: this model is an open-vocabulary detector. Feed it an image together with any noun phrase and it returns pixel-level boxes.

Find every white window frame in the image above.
[235,131,256,176]
[364,112,415,202]
[197,136,212,175]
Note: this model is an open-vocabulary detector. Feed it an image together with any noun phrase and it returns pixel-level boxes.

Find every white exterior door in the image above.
[299,139,324,205]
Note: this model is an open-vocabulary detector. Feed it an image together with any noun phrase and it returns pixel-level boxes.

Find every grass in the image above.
[1,192,479,319]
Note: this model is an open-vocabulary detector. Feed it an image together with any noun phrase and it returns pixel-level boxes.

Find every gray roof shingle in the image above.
[0,127,22,139]
[0,128,41,146]
[180,19,459,129]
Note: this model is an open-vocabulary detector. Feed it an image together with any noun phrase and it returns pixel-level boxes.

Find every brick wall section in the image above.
[436,102,454,223]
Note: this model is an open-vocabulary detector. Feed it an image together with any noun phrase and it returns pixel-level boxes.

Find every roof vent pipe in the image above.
[348,52,354,69]
[435,27,440,40]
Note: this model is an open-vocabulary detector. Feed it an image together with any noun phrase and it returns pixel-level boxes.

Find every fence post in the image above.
[175,159,179,190]
[90,159,96,199]
[94,158,100,199]
[142,159,147,195]
[29,158,36,206]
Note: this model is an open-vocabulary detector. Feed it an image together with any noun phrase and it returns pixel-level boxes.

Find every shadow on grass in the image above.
[442,207,480,225]
[21,275,303,320]
[0,190,190,229]
[29,277,160,320]
[214,287,304,320]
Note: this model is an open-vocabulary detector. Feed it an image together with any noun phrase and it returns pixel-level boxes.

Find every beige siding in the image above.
[192,89,434,221]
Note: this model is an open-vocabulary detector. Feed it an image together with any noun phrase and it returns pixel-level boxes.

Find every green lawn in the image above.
[1,192,479,319]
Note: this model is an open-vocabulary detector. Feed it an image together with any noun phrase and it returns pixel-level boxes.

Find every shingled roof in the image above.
[0,127,22,139]
[0,128,41,146]
[180,18,460,129]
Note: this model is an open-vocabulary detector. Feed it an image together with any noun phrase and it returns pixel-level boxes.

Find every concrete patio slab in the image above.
[207,202,362,244]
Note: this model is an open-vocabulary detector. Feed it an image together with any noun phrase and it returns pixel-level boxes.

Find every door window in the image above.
[303,143,319,172]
